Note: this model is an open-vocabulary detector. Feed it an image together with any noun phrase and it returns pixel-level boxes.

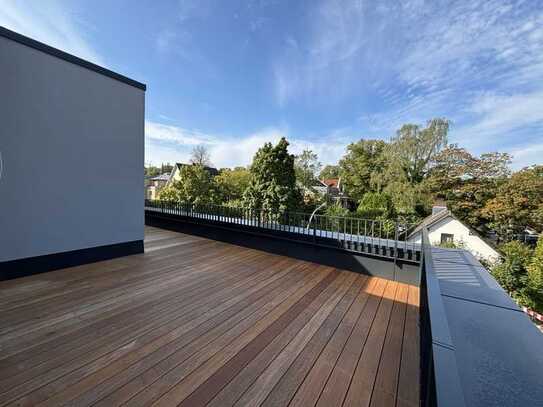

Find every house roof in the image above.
[174,163,219,177]
[409,209,502,255]
[321,178,340,188]
[150,173,171,181]
[409,209,452,237]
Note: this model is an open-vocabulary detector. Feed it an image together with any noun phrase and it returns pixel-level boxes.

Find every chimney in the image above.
[432,200,447,215]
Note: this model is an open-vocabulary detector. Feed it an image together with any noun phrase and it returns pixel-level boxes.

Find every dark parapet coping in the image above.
[0,25,146,91]
[421,234,543,407]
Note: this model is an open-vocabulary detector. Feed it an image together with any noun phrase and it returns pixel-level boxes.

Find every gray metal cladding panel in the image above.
[431,248,518,311]
[442,295,543,407]
[0,35,144,261]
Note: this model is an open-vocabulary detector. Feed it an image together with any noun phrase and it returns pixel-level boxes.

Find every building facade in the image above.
[0,27,146,279]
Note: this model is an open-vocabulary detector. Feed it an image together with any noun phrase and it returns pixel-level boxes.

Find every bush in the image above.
[524,238,543,312]
[491,241,539,310]
[357,192,393,219]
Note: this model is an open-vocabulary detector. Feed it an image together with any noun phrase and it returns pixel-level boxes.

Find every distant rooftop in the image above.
[175,162,219,177]
[150,173,171,181]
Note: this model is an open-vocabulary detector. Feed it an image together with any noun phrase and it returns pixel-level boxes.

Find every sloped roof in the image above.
[150,173,171,181]
[408,209,452,237]
[409,209,501,255]
[321,178,340,188]
[175,163,219,176]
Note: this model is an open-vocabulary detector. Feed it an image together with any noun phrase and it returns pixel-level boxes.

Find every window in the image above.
[441,233,454,244]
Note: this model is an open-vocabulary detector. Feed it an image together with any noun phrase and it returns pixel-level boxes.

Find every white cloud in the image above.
[462,90,543,139]
[0,0,104,66]
[509,142,543,170]
[145,120,349,169]
[145,121,216,146]
[273,0,543,151]
[273,0,368,106]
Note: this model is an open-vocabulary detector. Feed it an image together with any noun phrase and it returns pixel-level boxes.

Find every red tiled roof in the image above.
[321,178,339,188]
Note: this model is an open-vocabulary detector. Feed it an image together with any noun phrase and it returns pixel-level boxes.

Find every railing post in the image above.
[395,221,399,256]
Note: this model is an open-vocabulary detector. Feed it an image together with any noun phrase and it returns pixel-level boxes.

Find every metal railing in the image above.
[144,200,421,262]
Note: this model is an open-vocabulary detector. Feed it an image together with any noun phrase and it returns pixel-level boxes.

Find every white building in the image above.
[408,205,501,263]
[146,173,170,200]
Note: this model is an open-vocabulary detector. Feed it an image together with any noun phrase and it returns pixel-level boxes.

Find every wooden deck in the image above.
[0,226,419,407]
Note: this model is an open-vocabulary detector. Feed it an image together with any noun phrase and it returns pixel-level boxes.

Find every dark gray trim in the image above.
[420,229,543,407]
[0,25,146,91]
[145,212,420,285]
[419,234,466,407]
[0,240,143,281]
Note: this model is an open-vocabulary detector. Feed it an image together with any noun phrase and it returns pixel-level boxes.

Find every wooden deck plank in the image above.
[234,274,363,407]
[126,270,341,407]
[279,277,379,407]
[0,242,268,357]
[369,283,409,407]
[0,226,419,407]
[0,251,277,401]
[0,260,297,405]
[46,263,315,407]
[342,281,400,407]
[309,278,389,407]
[207,275,369,407]
[20,260,309,406]
[396,285,420,407]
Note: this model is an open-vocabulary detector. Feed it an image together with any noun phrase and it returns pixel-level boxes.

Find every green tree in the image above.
[158,164,217,205]
[145,163,174,177]
[339,139,387,202]
[357,192,393,219]
[384,180,428,223]
[490,239,543,313]
[324,203,351,232]
[425,145,511,231]
[145,165,161,177]
[157,185,178,203]
[483,165,543,240]
[524,238,543,312]
[389,118,449,184]
[319,165,340,180]
[294,150,322,191]
[492,241,532,297]
[215,167,251,203]
[243,138,302,218]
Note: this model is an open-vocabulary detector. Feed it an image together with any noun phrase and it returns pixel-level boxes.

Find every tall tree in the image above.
[389,118,449,184]
[483,165,543,239]
[158,164,217,205]
[357,192,393,219]
[294,150,322,191]
[339,139,387,202]
[215,167,251,204]
[319,165,340,180]
[425,145,511,231]
[243,138,301,217]
[190,145,212,167]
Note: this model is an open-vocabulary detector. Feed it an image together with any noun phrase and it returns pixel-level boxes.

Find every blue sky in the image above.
[2,0,542,169]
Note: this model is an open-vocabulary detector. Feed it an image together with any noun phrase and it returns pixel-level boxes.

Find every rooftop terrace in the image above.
[0,226,419,407]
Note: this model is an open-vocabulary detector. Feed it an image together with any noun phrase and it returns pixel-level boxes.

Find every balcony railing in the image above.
[144,200,421,263]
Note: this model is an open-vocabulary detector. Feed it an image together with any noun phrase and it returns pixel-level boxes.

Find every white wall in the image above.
[0,36,144,262]
[409,216,500,263]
